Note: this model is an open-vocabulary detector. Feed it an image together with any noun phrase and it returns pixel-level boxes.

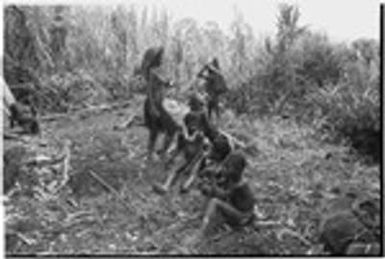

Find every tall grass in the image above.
[4,3,380,160]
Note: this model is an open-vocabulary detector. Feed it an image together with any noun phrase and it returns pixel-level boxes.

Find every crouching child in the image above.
[197,151,255,236]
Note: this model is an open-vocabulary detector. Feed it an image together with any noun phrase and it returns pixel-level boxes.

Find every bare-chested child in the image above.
[152,94,208,194]
[197,151,255,236]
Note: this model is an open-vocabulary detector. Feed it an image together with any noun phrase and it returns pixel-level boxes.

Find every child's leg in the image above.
[199,198,237,234]
[207,98,214,120]
[153,160,188,195]
[200,198,251,234]
[199,198,220,235]
[180,154,205,193]
[212,97,220,119]
[147,129,159,162]
[214,199,250,225]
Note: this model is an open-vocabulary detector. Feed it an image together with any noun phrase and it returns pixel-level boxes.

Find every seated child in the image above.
[198,151,255,235]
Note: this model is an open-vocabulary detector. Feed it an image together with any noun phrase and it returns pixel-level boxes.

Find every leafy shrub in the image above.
[4,4,380,162]
[296,32,343,88]
[309,55,380,162]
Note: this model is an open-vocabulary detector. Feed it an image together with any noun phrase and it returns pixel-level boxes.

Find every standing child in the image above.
[197,58,228,121]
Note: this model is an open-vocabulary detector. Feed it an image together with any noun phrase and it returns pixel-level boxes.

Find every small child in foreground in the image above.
[197,151,255,236]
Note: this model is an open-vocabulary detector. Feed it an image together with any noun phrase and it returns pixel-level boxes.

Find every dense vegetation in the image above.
[4,4,379,161]
[4,3,380,255]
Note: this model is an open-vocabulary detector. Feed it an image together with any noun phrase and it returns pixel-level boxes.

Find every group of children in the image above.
[139,46,256,238]
[161,93,256,237]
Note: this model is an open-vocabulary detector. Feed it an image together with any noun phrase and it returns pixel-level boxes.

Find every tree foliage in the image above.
[3,4,380,159]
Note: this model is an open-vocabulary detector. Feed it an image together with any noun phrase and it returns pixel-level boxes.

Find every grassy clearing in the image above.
[4,99,380,255]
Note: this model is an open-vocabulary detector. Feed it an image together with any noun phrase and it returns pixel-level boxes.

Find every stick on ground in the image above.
[88,170,132,212]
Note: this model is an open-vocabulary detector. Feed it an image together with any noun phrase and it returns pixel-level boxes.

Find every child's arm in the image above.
[201,181,236,200]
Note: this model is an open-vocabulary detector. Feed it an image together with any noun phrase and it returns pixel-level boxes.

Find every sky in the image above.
[2,0,381,42]
[144,0,380,42]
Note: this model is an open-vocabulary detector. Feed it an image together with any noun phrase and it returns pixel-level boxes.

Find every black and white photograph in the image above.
[2,0,382,256]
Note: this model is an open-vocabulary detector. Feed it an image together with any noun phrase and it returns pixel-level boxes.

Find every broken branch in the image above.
[88,170,132,212]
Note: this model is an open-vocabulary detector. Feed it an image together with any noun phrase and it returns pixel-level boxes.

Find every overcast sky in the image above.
[3,0,381,42]
[144,0,380,42]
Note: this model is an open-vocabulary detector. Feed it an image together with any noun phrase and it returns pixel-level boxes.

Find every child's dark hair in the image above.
[188,93,204,111]
[223,152,247,183]
[211,58,219,70]
[183,113,197,129]
[208,134,231,162]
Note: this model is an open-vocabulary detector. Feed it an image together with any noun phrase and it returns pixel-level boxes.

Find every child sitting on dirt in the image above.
[197,151,255,236]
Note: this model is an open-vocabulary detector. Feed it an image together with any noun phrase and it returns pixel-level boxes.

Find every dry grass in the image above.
[4,100,380,255]
[4,4,380,255]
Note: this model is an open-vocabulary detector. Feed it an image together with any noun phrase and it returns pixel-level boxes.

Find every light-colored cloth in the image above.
[162,97,189,127]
